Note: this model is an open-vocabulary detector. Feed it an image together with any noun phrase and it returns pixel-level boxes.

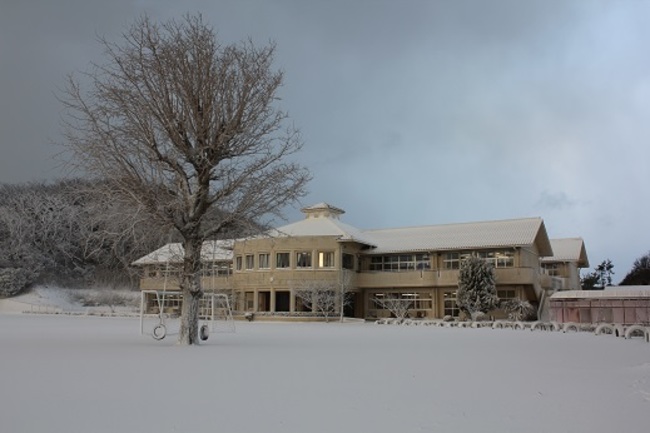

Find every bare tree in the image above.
[372,295,413,321]
[338,269,354,322]
[293,280,339,322]
[60,14,309,344]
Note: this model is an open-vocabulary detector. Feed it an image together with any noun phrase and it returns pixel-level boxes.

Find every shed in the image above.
[550,287,650,325]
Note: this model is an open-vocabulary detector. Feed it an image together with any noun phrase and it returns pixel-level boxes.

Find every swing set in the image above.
[138,289,235,340]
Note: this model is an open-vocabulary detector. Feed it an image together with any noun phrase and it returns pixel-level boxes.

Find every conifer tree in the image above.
[456,254,498,320]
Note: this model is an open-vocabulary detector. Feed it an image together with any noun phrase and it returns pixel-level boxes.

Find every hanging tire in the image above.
[199,324,209,341]
[152,324,167,340]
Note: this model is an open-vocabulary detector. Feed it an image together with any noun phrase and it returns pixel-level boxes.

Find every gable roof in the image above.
[363,217,553,255]
[541,238,589,267]
[132,240,233,265]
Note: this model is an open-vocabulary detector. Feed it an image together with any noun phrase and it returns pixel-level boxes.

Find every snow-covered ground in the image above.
[1,313,649,433]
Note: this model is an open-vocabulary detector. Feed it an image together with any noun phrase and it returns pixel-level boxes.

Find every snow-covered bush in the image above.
[472,311,489,322]
[0,267,33,297]
[66,288,140,308]
[501,299,536,321]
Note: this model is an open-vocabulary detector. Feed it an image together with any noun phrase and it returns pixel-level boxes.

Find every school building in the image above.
[134,202,588,320]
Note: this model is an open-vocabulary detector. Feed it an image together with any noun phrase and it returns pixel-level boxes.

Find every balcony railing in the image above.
[356,267,539,288]
[139,276,232,291]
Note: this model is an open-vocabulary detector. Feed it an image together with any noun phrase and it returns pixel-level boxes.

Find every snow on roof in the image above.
[132,239,233,265]
[605,285,650,291]
[132,204,559,263]
[551,288,650,299]
[541,238,589,267]
[270,215,377,247]
[363,217,552,255]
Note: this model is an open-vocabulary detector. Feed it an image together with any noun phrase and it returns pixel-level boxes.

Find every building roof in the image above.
[551,287,650,299]
[541,238,589,267]
[132,240,233,265]
[271,214,377,247]
[363,217,553,256]
[132,203,563,264]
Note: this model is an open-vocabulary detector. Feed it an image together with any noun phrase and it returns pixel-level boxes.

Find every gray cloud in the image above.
[2,0,649,276]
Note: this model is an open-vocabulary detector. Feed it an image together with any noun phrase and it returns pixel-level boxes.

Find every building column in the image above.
[290,289,296,313]
[270,289,276,313]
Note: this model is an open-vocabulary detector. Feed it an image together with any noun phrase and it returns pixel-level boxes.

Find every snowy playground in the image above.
[1,309,650,433]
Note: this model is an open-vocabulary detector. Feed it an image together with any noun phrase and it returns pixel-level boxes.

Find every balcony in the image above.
[139,276,232,291]
[356,270,438,288]
[356,267,539,288]
[233,270,340,289]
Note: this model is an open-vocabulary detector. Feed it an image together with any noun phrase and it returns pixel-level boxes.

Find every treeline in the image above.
[620,252,650,286]
[0,179,172,296]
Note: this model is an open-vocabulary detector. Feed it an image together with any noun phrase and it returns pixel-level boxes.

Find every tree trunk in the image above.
[178,237,203,345]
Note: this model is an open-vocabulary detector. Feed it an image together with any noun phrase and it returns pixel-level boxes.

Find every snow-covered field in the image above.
[1,312,649,433]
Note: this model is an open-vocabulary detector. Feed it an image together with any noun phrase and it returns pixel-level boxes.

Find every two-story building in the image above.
[134,202,588,320]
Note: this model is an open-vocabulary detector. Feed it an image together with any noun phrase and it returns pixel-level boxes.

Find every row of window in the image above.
[443,251,515,269]
[143,249,568,277]
[364,251,514,272]
[368,254,431,271]
[235,252,354,271]
[369,289,518,317]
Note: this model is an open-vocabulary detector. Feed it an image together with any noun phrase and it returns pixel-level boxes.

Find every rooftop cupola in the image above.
[301,202,345,220]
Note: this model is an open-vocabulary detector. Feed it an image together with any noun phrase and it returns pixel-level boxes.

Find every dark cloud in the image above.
[1,0,649,276]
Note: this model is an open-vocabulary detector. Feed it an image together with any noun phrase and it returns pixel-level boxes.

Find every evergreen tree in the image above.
[581,259,615,289]
[580,272,599,290]
[457,255,498,320]
[595,259,615,288]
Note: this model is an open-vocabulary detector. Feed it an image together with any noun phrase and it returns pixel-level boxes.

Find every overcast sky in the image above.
[1,0,649,279]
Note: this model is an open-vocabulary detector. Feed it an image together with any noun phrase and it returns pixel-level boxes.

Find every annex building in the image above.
[134,203,589,320]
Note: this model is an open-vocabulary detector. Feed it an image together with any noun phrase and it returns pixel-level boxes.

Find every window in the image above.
[258,253,270,269]
[245,254,254,270]
[201,262,232,276]
[542,263,559,276]
[416,254,431,270]
[296,251,312,268]
[245,292,254,311]
[444,251,514,269]
[368,254,430,272]
[217,262,232,276]
[403,292,431,310]
[318,251,335,268]
[342,253,354,270]
[443,291,459,317]
[443,252,471,270]
[276,252,290,269]
[477,250,514,268]
[161,265,181,278]
[497,289,516,300]
[235,256,243,271]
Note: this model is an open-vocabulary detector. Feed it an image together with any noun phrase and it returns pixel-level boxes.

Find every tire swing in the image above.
[153,323,167,340]
[152,255,171,341]
[199,324,209,341]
